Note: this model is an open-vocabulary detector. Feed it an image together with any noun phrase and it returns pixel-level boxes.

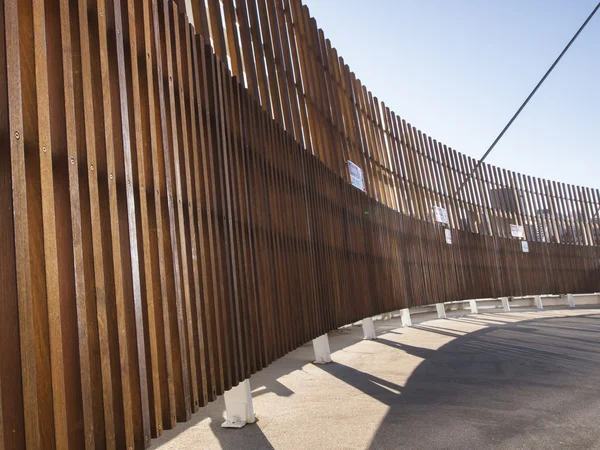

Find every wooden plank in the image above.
[2,1,600,448]
[57,0,109,445]
[0,2,27,447]
[190,32,218,402]
[171,2,200,415]
[6,0,58,447]
[180,14,210,408]
[158,0,192,422]
[196,35,227,396]
[28,0,74,446]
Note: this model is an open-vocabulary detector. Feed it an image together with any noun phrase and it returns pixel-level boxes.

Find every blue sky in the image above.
[302,0,600,190]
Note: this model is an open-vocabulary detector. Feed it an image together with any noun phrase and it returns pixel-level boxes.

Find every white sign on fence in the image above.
[434,206,449,225]
[511,224,524,239]
[522,241,529,253]
[348,161,366,192]
[445,229,453,245]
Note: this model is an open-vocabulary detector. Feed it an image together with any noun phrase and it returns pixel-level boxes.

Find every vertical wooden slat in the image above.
[5,0,57,447]
[3,1,600,448]
[0,2,27,447]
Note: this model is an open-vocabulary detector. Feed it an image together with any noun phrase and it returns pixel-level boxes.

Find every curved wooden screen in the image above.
[1,0,598,448]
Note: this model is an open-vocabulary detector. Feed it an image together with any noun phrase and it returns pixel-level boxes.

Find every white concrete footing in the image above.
[312,334,332,364]
[221,379,256,429]
[469,300,478,314]
[567,293,576,308]
[362,317,377,340]
[401,308,412,327]
[435,303,447,319]
[534,295,544,310]
[501,297,511,312]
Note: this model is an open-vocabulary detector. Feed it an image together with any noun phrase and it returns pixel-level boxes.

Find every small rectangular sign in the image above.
[348,161,366,192]
[521,241,529,253]
[445,229,453,245]
[434,206,449,225]
[511,224,524,239]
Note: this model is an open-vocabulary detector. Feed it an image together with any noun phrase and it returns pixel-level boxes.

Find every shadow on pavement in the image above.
[316,314,600,449]
[156,311,600,449]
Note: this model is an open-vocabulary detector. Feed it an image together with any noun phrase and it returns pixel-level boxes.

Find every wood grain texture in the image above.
[1,0,600,448]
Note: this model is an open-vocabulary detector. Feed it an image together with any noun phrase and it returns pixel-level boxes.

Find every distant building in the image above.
[488,187,527,238]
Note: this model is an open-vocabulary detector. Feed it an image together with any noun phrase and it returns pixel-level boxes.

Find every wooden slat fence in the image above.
[1,0,599,448]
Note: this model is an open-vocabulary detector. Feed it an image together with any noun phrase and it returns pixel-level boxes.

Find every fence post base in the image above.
[312,334,332,364]
[436,303,447,319]
[222,379,256,429]
[469,300,479,314]
[362,317,377,340]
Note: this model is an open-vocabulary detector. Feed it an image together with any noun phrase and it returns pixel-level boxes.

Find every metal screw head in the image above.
[14,131,20,140]
[43,146,47,153]
[145,435,149,442]
[110,173,114,180]
[90,165,94,171]
[70,158,75,165]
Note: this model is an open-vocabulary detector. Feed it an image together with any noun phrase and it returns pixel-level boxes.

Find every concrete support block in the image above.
[401,308,412,327]
[362,317,377,340]
[501,297,511,312]
[222,379,256,429]
[567,293,576,308]
[312,334,332,364]
[534,295,544,310]
[469,300,478,314]
[436,303,447,319]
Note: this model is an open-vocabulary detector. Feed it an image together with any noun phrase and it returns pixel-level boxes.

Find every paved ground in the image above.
[154,308,600,450]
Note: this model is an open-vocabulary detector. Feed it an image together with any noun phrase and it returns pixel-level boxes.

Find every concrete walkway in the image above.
[154,308,600,450]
